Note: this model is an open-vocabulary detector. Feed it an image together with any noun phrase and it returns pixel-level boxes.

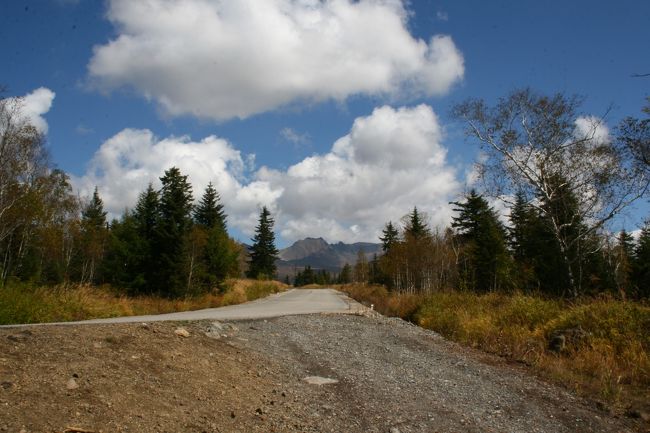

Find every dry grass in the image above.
[340,284,650,412]
[0,279,288,325]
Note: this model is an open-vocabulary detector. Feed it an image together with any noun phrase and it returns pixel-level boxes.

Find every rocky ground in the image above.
[0,312,644,433]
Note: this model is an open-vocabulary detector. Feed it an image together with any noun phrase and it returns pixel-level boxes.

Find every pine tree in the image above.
[452,190,511,292]
[194,182,226,232]
[155,167,194,296]
[404,207,429,240]
[246,206,279,279]
[380,221,399,252]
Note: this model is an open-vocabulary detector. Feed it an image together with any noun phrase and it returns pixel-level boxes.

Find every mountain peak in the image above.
[279,237,330,261]
[277,237,382,278]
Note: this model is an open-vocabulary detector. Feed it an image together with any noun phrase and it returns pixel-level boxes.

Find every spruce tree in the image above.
[82,187,107,230]
[80,187,108,283]
[134,183,160,242]
[155,167,194,296]
[405,207,429,240]
[192,182,238,289]
[194,182,226,232]
[246,206,279,279]
[380,221,399,252]
[130,184,160,293]
[203,226,239,285]
[102,212,145,292]
[452,190,511,292]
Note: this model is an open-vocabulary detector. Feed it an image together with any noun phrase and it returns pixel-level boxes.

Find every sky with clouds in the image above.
[1,0,648,246]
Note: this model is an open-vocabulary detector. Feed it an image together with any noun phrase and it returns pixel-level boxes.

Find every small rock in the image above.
[0,381,13,390]
[230,411,236,419]
[548,334,566,352]
[174,328,190,338]
[303,376,339,385]
[390,428,401,433]
[66,378,79,390]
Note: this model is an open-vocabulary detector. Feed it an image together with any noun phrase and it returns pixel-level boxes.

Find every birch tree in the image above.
[454,89,648,296]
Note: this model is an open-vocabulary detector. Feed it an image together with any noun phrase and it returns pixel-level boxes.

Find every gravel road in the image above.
[0,291,641,432]
[0,289,355,327]
[225,313,636,433]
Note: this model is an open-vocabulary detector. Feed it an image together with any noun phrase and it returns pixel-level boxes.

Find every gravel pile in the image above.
[230,313,636,433]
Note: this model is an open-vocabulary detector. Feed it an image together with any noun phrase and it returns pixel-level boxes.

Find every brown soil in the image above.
[0,314,645,433]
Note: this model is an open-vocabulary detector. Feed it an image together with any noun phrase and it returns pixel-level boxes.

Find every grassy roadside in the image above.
[0,279,288,325]
[339,283,650,415]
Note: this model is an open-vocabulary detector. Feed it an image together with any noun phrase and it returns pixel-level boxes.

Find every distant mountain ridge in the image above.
[277,237,382,277]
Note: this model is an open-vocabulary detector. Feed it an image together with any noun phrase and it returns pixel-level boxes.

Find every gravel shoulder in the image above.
[0,310,642,432]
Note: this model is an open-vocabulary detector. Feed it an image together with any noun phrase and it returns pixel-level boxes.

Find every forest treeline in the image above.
[0,88,282,296]
[2,88,649,300]
[352,91,650,300]
[350,196,649,299]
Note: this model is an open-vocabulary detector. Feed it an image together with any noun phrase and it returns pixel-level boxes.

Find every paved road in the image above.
[3,288,359,327]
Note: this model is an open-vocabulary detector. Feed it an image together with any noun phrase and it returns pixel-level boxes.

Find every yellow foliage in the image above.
[340,284,650,411]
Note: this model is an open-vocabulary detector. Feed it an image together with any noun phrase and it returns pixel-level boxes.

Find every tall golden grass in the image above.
[0,279,288,325]
[340,283,649,412]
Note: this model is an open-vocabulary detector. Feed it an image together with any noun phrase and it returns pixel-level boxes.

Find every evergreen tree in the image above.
[130,184,160,293]
[508,192,558,292]
[537,174,594,296]
[203,226,240,286]
[338,263,352,284]
[404,207,429,239]
[80,187,108,284]
[368,253,382,284]
[633,221,650,298]
[102,212,145,291]
[380,221,399,252]
[134,184,160,242]
[155,167,194,296]
[247,206,279,279]
[452,190,511,292]
[295,265,315,286]
[194,182,226,232]
[191,182,238,290]
[82,187,107,230]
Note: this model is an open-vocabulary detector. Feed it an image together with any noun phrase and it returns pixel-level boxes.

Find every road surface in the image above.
[1,288,358,327]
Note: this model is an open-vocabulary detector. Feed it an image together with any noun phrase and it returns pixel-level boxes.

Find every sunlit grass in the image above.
[340,283,650,411]
[0,279,288,325]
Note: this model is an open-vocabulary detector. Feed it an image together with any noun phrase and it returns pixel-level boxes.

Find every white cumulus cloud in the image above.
[72,129,273,234]
[3,87,56,134]
[88,0,464,121]
[75,104,462,243]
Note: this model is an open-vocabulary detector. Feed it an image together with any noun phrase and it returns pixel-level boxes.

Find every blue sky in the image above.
[1,0,649,246]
